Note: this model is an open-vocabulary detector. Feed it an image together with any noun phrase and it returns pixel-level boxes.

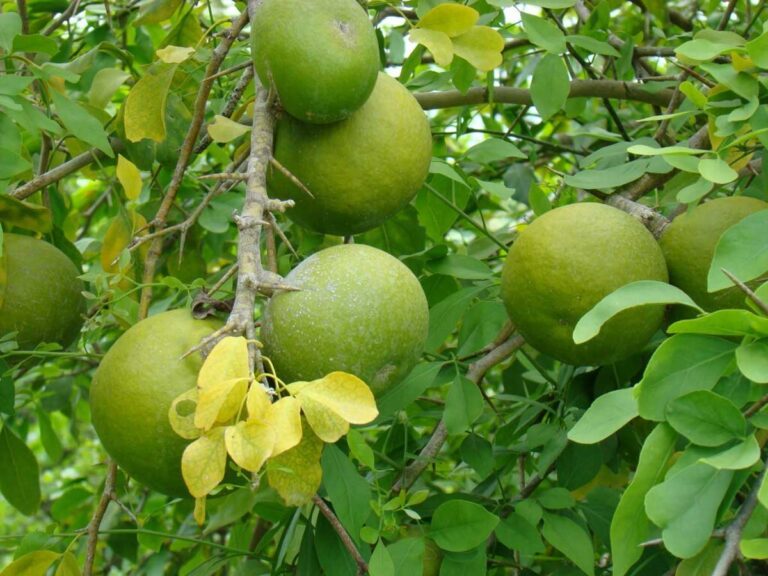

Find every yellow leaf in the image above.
[246,382,271,421]
[264,396,302,456]
[296,372,379,425]
[0,195,52,234]
[207,115,251,143]
[124,62,178,142]
[296,392,349,443]
[417,4,478,37]
[410,29,454,67]
[0,550,60,576]
[198,336,250,388]
[181,427,227,497]
[194,497,206,526]
[452,26,505,72]
[156,45,195,64]
[731,51,754,71]
[195,377,248,431]
[54,552,80,576]
[225,420,275,472]
[100,210,147,275]
[168,389,202,440]
[116,154,142,200]
[266,422,324,507]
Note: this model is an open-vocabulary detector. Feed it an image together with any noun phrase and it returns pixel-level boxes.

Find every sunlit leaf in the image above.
[124,62,178,142]
[417,4,478,37]
[195,377,248,431]
[263,396,302,456]
[409,28,453,67]
[452,26,505,72]
[207,114,250,143]
[0,550,60,576]
[246,382,271,421]
[225,420,275,472]
[168,388,202,440]
[294,392,349,443]
[181,427,227,498]
[156,45,195,64]
[266,423,324,506]
[116,154,142,200]
[50,90,113,156]
[198,336,250,388]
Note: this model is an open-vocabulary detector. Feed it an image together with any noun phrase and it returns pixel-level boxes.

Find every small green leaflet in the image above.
[50,91,113,157]
[665,390,746,447]
[736,339,768,383]
[708,209,768,292]
[568,387,638,444]
[430,500,499,552]
[0,425,41,515]
[668,309,768,337]
[531,54,570,121]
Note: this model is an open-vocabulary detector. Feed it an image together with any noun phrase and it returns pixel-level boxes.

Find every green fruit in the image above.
[0,234,84,349]
[262,244,428,396]
[268,72,432,236]
[501,203,668,366]
[660,196,768,311]
[90,310,222,496]
[251,0,379,124]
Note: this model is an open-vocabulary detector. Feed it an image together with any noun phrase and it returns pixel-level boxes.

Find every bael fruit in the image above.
[251,0,379,124]
[501,203,668,366]
[268,72,432,236]
[0,233,84,349]
[660,196,768,311]
[261,244,428,397]
[90,309,222,497]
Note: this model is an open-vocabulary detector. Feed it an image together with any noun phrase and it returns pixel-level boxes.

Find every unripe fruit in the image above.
[0,234,84,349]
[660,196,768,311]
[501,203,668,365]
[90,310,222,496]
[268,73,433,236]
[262,244,428,397]
[251,0,379,124]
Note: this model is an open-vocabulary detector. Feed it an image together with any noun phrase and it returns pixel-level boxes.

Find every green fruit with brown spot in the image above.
[268,73,432,236]
[261,244,428,397]
[660,196,768,311]
[90,310,222,496]
[501,203,669,366]
[251,0,379,124]
[0,234,84,349]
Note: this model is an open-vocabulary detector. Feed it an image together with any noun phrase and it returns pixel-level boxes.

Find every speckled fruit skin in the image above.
[90,310,222,497]
[261,244,428,397]
[0,234,84,349]
[268,72,433,236]
[251,0,379,124]
[660,196,768,311]
[501,203,669,366]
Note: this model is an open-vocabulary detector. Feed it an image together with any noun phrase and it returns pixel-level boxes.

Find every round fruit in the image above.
[501,203,668,366]
[251,0,379,124]
[268,72,432,236]
[261,244,428,397]
[660,196,768,311]
[0,234,84,349]
[90,310,222,496]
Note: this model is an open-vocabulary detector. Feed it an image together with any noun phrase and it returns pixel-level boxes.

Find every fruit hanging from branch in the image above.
[501,203,669,365]
[268,72,433,236]
[262,244,429,397]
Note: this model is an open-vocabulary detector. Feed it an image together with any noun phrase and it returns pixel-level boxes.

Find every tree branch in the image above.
[83,461,117,576]
[414,80,674,110]
[313,495,368,575]
[392,334,526,492]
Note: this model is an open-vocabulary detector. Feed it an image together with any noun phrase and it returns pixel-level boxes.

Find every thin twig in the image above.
[83,461,117,576]
[43,0,82,35]
[744,394,768,419]
[313,495,368,575]
[722,269,768,316]
[194,65,255,154]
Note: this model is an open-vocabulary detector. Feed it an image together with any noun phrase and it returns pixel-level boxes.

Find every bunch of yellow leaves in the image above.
[168,336,379,524]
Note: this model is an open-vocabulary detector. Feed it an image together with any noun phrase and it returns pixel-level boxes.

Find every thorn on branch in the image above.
[234,214,269,230]
[269,157,315,199]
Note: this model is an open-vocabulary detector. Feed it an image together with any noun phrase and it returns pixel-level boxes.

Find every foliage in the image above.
[0,0,767,575]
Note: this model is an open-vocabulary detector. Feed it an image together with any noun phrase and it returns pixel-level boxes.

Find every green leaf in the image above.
[699,435,760,469]
[611,424,677,576]
[746,30,768,69]
[741,538,768,559]
[736,339,768,383]
[494,512,545,554]
[708,209,768,292]
[50,91,113,157]
[388,538,424,575]
[321,445,371,546]
[698,158,738,184]
[677,177,714,204]
[531,54,570,121]
[12,34,58,56]
[574,280,702,344]
[0,550,60,576]
[376,362,443,420]
[124,62,178,142]
[430,500,499,552]
[521,13,566,54]
[444,375,485,435]
[426,255,492,280]
[669,309,768,337]
[528,183,551,215]
[0,195,52,233]
[465,138,527,163]
[89,68,131,109]
[675,39,736,62]
[628,144,706,156]
[637,335,738,421]
[676,541,725,575]
[568,387,638,444]
[267,424,324,507]
[758,469,768,509]
[0,13,22,52]
[665,390,746,447]
[439,546,486,575]
[426,285,486,351]
[645,462,733,558]
[565,159,650,190]
[0,425,41,515]
[134,0,182,24]
[541,512,595,576]
[368,542,395,576]
[565,34,620,57]
[537,487,575,510]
